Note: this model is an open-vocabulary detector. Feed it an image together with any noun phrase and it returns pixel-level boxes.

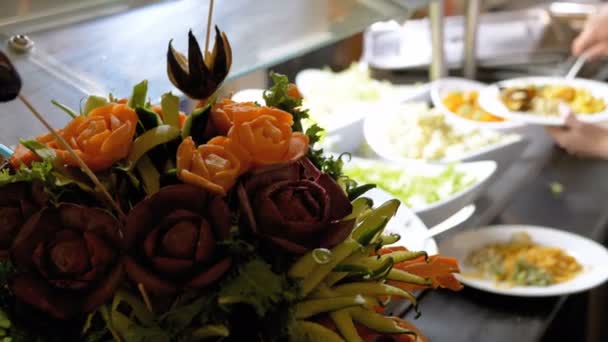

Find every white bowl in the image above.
[430,77,526,134]
[478,76,608,126]
[344,157,497,228]
[363,106,528,170]
[439,225,608,296]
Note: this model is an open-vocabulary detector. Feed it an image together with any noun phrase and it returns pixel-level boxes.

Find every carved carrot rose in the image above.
[227,103,308,166]
[176,136,243,196]
[10,103,138,172]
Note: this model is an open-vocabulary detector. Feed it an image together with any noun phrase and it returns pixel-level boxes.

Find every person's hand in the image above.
[572,4,608,61]
[546,114,608,159]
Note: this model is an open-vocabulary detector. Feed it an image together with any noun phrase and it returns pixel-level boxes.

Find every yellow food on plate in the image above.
[466,232,582,287]
[500,84,606,116]
[442,91,504,122]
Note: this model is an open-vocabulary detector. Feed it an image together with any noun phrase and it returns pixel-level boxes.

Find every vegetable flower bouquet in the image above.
[0,29,462,341]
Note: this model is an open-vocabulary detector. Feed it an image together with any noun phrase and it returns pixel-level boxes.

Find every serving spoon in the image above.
[421,205,476,240]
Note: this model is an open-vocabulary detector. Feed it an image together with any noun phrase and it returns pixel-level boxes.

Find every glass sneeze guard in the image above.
[2,0,432,99]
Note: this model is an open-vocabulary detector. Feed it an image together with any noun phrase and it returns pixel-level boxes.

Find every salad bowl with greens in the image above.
[342,157,497,227]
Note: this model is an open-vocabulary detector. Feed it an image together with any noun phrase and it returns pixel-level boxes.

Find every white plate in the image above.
[478,76,608,126]
[365,188,438,255]
[430,77,525,133]
[439,225,608,296]
[363,105,527,169]
[344,157,496,227]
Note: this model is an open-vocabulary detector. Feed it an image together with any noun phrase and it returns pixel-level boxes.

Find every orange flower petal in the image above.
[191,151,211,179]
[285,132,309,161]
[180,170,225,196]
[101,121,132,159]
[177,137,196,171]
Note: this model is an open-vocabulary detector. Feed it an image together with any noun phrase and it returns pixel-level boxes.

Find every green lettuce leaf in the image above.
[264,72,308,132]
[218,259,292,317]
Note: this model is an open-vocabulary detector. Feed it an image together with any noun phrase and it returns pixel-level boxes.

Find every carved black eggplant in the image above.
[0,51,22,102]
[167,26,232,100]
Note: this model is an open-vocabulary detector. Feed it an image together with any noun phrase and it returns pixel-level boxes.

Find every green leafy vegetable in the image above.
[160,92,180,129]
[0,159,53,187]
[19,139,56,160]
[218,259,293,317]
[135,107,162,136]
[128,80,149,109]
[127,125,181,169]
[182,100,213,144]
[136,155,160,195]
[161,294,216,334]
[264,72,308,132]
[83,95,109,116]
[51,100,78,118]
[344,162,475,208]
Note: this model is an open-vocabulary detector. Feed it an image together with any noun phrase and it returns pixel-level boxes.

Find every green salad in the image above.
[344,161,475,208]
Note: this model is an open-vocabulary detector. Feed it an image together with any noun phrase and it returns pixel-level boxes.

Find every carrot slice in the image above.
[391,255,463,292]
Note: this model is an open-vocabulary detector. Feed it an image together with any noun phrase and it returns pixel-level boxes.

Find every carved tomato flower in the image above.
[237,158,353,254]
[9,204,123,319]
[122,184,232,295]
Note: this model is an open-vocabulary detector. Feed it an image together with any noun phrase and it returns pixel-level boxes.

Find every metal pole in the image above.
[429,0,446,80]
[463,0,481,79]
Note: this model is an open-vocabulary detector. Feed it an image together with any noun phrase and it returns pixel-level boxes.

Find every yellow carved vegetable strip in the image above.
[294,295,366,319]
[291,321,345,342]
[330,309,362,342]
[348,307,417,336]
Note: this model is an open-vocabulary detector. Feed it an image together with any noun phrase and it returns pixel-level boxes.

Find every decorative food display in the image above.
[380,103,516,161]
[442,91,504,122]
[0,28,463,341]
[343,160,474,209]
[466,232,582,287]
[500,84,606,116]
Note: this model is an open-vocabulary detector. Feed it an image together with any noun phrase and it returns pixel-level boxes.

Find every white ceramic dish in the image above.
[439,225,608,297]
[430,77,525,133]
[344,157,496,228]
[365,187,438,255]
[363,107,527,169]
[478,76,608,126]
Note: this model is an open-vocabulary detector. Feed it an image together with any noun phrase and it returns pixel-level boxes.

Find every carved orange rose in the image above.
[11,103,138,172]
[227,104,308,166]
[176,137,243,196]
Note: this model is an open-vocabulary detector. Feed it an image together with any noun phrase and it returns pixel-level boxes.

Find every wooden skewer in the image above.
[18,94,126,220]
[204,0,215,53]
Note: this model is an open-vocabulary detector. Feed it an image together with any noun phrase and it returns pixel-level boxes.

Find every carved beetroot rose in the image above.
[0,182,47,258]
[123,184,232,295]
[9,204,123,319]
[237,158,354,254]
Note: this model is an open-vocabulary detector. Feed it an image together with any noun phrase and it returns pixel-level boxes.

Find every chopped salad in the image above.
[343,160,475,209]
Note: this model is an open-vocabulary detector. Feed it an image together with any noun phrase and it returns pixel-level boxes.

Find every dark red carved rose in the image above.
[0,182,47,258]
[122,184,232,295]
[9,204,123,319]
[237,158,354,254]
